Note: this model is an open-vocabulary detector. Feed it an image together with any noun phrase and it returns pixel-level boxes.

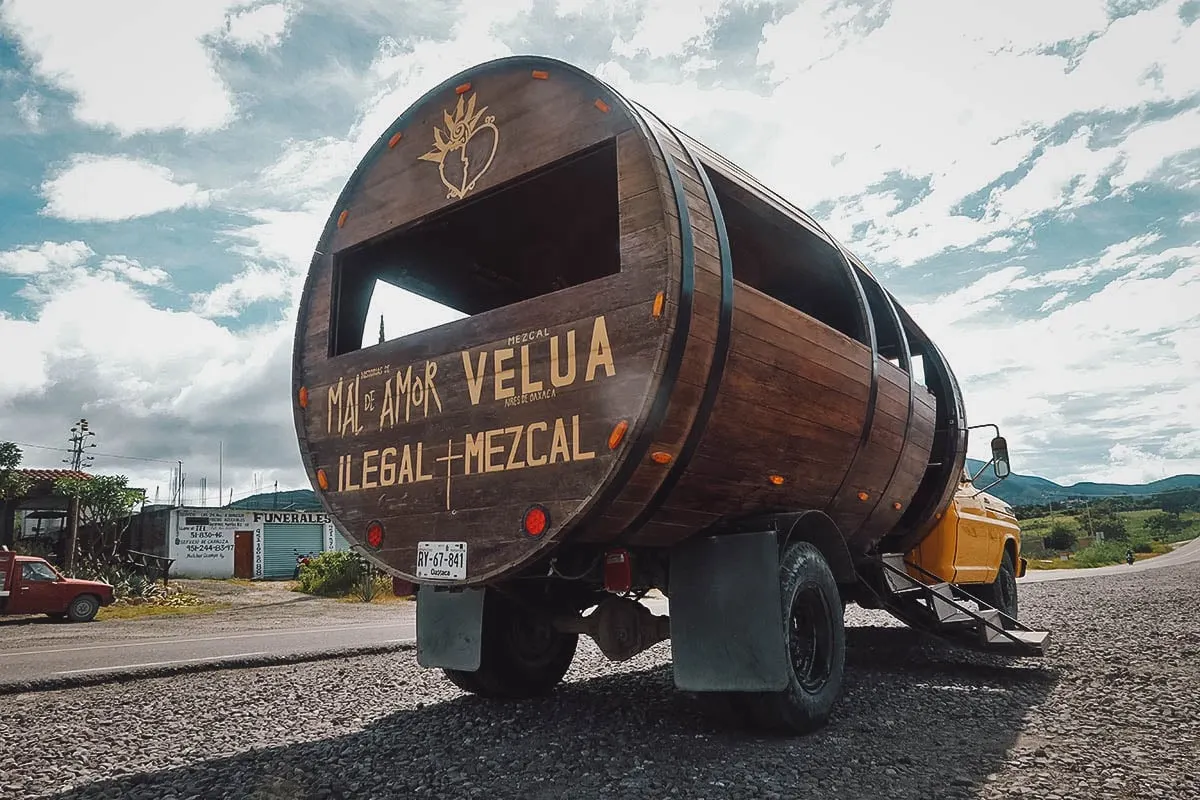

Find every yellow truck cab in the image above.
[905,466,1026,618]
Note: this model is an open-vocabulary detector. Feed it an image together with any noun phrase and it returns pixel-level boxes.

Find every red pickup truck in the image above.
[0,550,114,622]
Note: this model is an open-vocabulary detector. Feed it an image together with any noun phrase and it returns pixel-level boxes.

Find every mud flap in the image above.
[668,530,790,692]
[415,585,485,671]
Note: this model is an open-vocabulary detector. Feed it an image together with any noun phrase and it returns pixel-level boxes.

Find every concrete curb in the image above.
[0,640,416,696]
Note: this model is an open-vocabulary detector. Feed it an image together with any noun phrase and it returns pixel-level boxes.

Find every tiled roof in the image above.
[17,469,93,482]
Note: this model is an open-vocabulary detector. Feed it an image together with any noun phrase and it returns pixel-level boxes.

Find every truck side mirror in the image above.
[991,436,1011,479]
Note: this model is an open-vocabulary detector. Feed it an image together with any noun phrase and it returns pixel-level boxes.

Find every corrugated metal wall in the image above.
[263,523,324,578]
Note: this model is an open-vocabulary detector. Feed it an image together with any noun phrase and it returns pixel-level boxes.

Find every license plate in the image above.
[415,541,467,580]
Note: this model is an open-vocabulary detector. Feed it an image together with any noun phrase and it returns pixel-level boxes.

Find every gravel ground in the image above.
[2,562,1197,800]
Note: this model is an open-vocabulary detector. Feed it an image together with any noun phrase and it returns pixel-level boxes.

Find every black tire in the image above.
[66,594,100,623]
[971,551,1018,624]
[746,541,846,735]
[443,591,578,699]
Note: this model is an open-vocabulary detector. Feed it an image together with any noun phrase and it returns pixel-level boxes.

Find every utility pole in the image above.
[63,418,97,472]
[61,418,96,574]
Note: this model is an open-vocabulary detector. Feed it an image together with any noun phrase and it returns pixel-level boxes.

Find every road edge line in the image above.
[0,640,415,696]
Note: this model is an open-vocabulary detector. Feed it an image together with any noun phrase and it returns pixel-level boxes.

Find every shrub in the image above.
[1073,540,1127,568]
[296,550,363,597]
[1044,521,1077,551]
[1131,539,1154,554]
[295,551,395,602]
[70,558,166,601]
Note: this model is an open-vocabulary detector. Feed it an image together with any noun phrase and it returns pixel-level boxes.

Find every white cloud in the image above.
[980,236,1017,253]
[98,256,169,287]
[591,0,1200,266]
[0,250,298,500]
[0,240,93,276]
[984,128,1119,226]
[0,0,241,136]
[191,263,296,318]
[1109,108,1200,191]
[1164,431,1200,459]
[220,2,293,50]
[41,155,211,222]
[14,90,40,129]
[922,250,1200,482]
[1038,290,1070,312]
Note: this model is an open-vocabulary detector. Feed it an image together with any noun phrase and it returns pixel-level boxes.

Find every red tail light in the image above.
[365,520,384,549]
[604,548,632,593]
[522,505,549,538]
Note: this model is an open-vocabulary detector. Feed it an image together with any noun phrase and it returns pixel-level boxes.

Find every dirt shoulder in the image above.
[0,578,414,651]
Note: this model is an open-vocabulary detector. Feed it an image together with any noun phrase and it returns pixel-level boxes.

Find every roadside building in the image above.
[167,506,350,579]
[125,493,352,579]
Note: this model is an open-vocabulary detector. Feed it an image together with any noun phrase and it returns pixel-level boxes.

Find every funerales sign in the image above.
[251,511,331,525]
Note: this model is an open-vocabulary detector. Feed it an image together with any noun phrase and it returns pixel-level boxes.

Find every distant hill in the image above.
[220,467,1200,515]
[966,459,1200,506]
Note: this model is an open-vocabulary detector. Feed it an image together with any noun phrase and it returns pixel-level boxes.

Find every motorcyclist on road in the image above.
[1126,548,1135,565]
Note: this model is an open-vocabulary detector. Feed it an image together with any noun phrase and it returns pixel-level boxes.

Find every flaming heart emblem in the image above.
[418,92,499,200]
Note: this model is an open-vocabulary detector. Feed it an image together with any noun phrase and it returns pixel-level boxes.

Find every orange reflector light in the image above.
[531,69,549,79]
[455,82,471,94]
[298,386,308,408]
[594,98,610,113]
[893,501,903,510]
[337,210,348,228]
[316,469,328,490]
[768,474,785,486]
[651,451,672,464]
[388,132,402,148]
[523,504,549,537]
[857,491,870,501]
[366,520,384,549]
[652,291,664,317]
[608,420,629,450]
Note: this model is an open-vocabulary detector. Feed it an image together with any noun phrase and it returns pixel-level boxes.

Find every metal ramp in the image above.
[875,554,1050,656]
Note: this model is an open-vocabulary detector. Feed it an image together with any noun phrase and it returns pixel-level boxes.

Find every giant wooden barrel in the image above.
[292,55,969,586]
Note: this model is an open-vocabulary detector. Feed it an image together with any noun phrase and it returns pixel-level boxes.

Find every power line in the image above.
[9,441,180,465]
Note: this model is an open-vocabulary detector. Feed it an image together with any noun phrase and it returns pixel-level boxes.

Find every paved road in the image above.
[2,539,1192,685]
[1019,535,1200,583]
[0,619,416,684]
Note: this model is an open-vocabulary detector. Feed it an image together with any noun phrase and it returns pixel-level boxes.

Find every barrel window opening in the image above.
[329,139,621,356]
[855,269,909,372]
[702,167,867,345]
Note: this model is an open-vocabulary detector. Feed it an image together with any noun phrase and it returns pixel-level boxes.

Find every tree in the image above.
[55,474,144,564]
[1044,521,1077,551]
[1157,488,1200,516]
[0,442,32,502]
[1092,513,1128,541]
[1145,512,1184,540]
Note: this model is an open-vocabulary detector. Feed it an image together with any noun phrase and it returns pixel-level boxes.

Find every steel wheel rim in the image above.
[789,585,833,693]
[507,616,559,667]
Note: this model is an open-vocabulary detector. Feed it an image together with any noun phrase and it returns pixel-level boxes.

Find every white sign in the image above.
[416,541,467,580]
[170,509,260,579]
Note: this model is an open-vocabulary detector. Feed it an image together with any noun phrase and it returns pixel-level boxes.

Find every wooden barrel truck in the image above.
[292,56,1050,735]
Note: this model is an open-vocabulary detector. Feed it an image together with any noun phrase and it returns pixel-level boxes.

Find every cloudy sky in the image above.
[0,0,1197,505]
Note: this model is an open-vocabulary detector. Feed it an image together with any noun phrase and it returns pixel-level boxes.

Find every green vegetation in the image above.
[97,597,227,621]
[295,550,391,601]
[1018,505,1198,569]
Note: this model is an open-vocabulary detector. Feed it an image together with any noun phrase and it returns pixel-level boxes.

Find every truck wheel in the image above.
[443,592,578,699]
[749,541,846,735]
[66,594,100,623]
[971,551,1018,623]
